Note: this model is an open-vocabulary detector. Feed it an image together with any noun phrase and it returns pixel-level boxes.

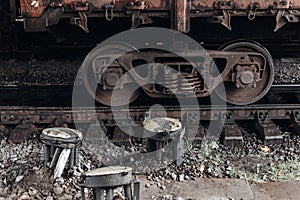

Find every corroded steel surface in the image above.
[59,0,300,11]
[20,0,300,17]
[191,0,300,10]
[20,0,48,17]
[174,0,190,32]
[62,0,170,10]
[17,0,300,32]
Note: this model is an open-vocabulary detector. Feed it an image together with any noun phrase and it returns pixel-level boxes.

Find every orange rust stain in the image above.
[21,0,47,17]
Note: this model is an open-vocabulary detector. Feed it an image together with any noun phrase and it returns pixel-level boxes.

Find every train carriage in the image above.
[1,0,300,106]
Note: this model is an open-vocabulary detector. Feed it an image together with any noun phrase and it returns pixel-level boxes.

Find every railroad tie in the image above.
[254,112,283,145]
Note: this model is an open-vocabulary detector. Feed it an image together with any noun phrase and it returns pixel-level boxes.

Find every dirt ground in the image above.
[1,133,300,199]
[139,176,300,200]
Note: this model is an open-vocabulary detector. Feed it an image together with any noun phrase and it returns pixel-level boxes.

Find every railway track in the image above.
[1,103,300,146]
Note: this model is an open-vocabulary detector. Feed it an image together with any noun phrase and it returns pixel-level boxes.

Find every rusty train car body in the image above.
[1,0,300,106]
[2,0,300,33]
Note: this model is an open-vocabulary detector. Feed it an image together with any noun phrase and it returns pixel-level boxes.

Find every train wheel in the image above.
[218,41,274,105]
[81,43,141,106]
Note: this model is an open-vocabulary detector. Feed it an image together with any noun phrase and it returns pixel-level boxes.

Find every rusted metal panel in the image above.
[147,0,170,8]
[20,0,48,17]
[11,1,300,35]
[191,0,300,10]
[60,0,300,11]
[63,0,170,11]
[19,0,300,19]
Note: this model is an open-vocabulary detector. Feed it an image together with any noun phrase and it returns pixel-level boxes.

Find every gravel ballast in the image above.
[0,127,300,199]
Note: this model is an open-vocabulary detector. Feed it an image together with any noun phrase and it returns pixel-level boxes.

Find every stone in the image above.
[64,187,72,195]
[0,140,7,146]
[160,185,166,190]
[53,186,64,196]
[171,173,177,180]
[74,192,81,199]
[179,174,184,182]
[2,178,6,186]
[8,193,17,199]
[35,195,43,200]
[162,195,172,199]
[154,177,160,182]
[57,194,72,200]
[19,194,30,200]
[46,196,54,200]
[28,187,39,196]
[15,175,24,183]
[55,177,64,185]
[0,187,8,197]
[16,188,23,196]
[174,197,185,200]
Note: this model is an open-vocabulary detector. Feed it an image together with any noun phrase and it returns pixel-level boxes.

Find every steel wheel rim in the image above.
[218,41,274,105]
[81,43,141,106]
